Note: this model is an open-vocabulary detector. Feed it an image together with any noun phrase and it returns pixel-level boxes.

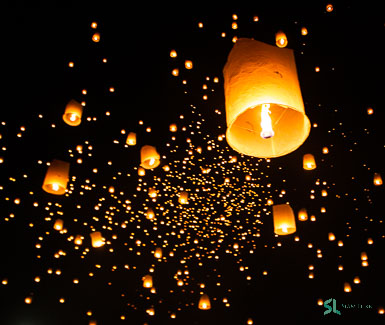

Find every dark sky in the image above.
[0,2,384,324]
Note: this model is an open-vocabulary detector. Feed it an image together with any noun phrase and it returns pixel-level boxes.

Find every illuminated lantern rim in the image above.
[63,100,83,126]
[223,38,311,158]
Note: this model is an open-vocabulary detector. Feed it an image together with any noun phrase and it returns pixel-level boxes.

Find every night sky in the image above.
[1,2,384,324]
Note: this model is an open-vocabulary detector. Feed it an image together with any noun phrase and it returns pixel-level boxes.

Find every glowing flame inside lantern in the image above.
[281,224,288,233]
[69,113,78,122]
[51,183,60,191]
[260,104,275,139]
[148,158,156,166]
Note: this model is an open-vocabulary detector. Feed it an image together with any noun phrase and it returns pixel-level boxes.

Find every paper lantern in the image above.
[148,188,157,198]
[74,235,83,245]
[140,145,160,169]
[146,208,155,220]
[63,100,83,126]
[303,154,316,170]
[185,60,193,69]
[92,32,100,42]
[298,208,308,221]
[170,49,177,58]
[143,275,153,288]
[42,159,70,195]
[154,247,163,259]
[272,204,296,235]
[169,124,177,132]
[198,294,211,310]
[275,30,288,48]
[53,219,63,231]
[138,167,146,176]
[301,27,308,36]
[223,38,310,158]
[344,282,351,292]
[90,232,105,248]
[126,132,136,145]
[328,232,335,241]
[374,173,382,186]
[178,191,189,204]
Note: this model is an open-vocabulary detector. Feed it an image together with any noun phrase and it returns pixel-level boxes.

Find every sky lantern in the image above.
[169,124,177,132]
[42,159,70,195]
[301,27,308,35]
[140,145,160,169]
[298,208,308,221]
[326,4,334,12]
[92,32,100,42]
[74,235,83,245]
[138,167,146,176]
[146,208,155,220]
[272,204,296,235]
[53,219,64,231]
[126,132,136,145]
[143,275,153,288]
[63,100,83,126]
[198,294,211,310]
[154,247,163,259]
[303,154,316,170]
[148,188,157,198]
[223,38,310,158]
[275,30,288,48]
[178,191,189,204]
[373,173,382,186]
[90,232,105,248]
[185,60,193,69]
[170,49,177,58]
[322,147,329,154]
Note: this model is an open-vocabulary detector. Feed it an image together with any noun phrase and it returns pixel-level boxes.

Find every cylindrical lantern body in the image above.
[154,247,163,258]
[223,38,310,158]
[275,30,288,48]
[198,294,211,310]
[298,208,308,221]
[178,191,189,204]
[53,219,64,231]
[42,159,70,195]
[303,154,316,170]
[63,100,83,126]
[273,204,296,235]
[374,173,383,186]
[126,132,137,145]
[140,145,160,169]
[143,275,153,288]
[90,232,104,248]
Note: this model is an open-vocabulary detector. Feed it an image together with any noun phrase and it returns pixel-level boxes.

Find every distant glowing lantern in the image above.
[74,235,83,245]
[90,232,105,248]
[223,38,310,158]
[367,107,374,115]
[54,219,63,231]
[353,276,360,284]
[126,132,136,146]
[91,22,97,29]
[373,173,382,186]
[301,27,308,35]
[138,167,146,176]
[63,100,83,126]
[322,147,329,154]
[143,275,153,288]
[198,294,211,310]
[42,159,70,195]
[298,208,308,221]
[328,232,335,241]
[154,247,163,259]
[185,60,193,69]
[322,189,328,197]
[140,145,160,169]
[92,32,100,42]
[360,252,368,261]
[178,191,189,204]
[146,208,155,220]
[275,30,288,48]
[303,154,316,170]
[170,50,177,58]
[344,282,351,292]
[172,68,179,76]
[326,4,334,12]
[273,204,296,235]
[169,124,177,132]
[148,188,157,198]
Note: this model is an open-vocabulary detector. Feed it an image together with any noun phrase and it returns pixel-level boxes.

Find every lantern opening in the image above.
[51,183,60,192]
[260,104,275,139]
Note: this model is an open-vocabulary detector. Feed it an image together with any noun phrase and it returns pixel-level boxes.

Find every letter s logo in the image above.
[324,298,333,315]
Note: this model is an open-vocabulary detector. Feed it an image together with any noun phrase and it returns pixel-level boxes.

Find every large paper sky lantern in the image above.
[63,100,83,126]
[42,159,70,195]
[223,38,311,158]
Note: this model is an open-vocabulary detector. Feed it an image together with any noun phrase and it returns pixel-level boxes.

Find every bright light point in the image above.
[260,104,275,139]
[52,183,59,191]
[281,225,288,233]
[69,114,77,122]
[149,158,156,166]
